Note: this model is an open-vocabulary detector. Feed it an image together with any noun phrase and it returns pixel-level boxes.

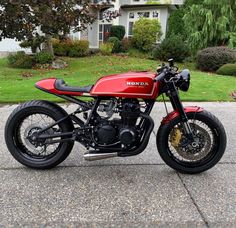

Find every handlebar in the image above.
[154,59,180,82]
[154,70,167,82]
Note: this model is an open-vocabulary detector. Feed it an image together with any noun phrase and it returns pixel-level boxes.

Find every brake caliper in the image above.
[170,127,183,149]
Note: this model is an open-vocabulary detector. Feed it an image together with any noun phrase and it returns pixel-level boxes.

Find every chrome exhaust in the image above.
[84,152,118,161]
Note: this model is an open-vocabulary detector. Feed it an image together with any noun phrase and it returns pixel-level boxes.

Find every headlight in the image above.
[177,69,190,92]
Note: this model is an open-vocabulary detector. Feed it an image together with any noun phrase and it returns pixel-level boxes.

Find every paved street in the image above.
[0,102,235,227]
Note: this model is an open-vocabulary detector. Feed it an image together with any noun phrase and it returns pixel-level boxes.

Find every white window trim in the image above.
[132,0,162,4]
[127,9,161,38]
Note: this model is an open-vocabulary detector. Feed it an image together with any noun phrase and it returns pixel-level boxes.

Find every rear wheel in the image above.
[5,101,74,169]
[157,111,227,174]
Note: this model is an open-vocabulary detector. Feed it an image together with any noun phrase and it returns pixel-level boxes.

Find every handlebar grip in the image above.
[154,72,166,82]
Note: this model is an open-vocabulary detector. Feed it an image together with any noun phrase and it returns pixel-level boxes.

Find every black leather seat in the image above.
[55,79,93,93]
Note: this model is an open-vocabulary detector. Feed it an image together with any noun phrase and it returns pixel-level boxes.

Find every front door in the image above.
[99,24,112,44]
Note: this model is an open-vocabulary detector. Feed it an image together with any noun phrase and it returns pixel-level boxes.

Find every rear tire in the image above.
[157,111,227,174]
[5,100,74,169]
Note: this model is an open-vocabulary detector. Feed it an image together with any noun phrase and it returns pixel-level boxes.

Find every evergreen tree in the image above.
[166,8,186,38]
[183,0,236,53]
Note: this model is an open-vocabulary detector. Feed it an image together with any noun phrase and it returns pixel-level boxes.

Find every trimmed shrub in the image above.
[8,51,34,69]
[196,46,236,72]
[132,18,162,52]
[216,64,236,76]
[108,37,121,53]
[52,39,89,57]
[100,43,114,55]
[67,40,89,57]
[110,25,125,40]
[35,52,54,64]
[121,38,133,52]
[152,35,190,62]
[52,39,68,56]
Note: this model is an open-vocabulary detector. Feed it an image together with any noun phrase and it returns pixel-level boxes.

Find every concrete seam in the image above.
[1,162,235,171]
[177,173,209,228]
[0,163,167,171]
[219,162,236,164]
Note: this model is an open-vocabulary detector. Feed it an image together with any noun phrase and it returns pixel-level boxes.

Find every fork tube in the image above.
[168,82,193,136]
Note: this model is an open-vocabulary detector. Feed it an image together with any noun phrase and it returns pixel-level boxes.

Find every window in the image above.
[143,12,150,18]
[153,11,159,18]
[99,24,103,42]
[129,12,134,19]
[137,12,150,18]
[128,22,134,36]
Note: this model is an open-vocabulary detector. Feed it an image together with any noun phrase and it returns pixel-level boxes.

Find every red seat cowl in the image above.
[35,78,83,96]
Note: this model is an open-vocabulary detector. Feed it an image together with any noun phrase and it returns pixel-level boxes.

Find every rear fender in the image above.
[162,106,204,125]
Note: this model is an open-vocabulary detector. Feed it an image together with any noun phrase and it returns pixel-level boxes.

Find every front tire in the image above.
[5,100,74,169]
[157,111,227,174]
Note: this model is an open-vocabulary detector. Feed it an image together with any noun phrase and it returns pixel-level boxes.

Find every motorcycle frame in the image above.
[35,77,195,145]
[37,95,155,149]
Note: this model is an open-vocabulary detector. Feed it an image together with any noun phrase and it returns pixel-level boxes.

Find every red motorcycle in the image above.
[5,59,227,174]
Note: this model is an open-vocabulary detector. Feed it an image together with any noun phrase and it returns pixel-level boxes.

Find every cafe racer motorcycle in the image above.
[5,59,227,174]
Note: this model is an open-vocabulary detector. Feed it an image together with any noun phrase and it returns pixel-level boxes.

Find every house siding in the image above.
[88,20,99,49]
[119,10,129,37]
[0,38,32,57]
[159,7,169,39]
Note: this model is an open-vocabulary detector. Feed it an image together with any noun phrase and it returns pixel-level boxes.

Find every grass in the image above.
[0,55,235,103]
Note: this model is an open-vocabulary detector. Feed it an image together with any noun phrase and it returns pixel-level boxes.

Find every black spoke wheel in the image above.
[5,101,74,169]
[157,111,227,174]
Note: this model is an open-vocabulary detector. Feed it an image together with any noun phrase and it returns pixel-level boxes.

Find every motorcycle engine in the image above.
[119,99,140,146]
[96,122,117,145]
[93,99,140,147]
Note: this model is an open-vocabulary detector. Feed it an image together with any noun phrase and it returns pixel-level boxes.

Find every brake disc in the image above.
[169,123,212,161]
[23,124,54,154]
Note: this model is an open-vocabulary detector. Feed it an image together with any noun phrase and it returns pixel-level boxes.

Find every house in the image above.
[0,0,183,56]
[86,0,184,48]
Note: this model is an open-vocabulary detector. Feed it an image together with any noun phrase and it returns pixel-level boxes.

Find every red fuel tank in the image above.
[90,72,159,99]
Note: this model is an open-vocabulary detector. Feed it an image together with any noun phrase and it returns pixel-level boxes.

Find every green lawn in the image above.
[0,55,235,103]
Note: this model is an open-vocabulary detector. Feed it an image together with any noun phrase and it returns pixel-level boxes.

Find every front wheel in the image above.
[157,110,227,174]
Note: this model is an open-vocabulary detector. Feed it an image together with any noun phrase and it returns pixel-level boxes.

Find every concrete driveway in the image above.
[0,102,235,227]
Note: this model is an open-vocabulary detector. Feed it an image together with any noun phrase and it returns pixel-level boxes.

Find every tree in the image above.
[166,0,205,40]
[166,8,186,38]
[0,0,119,55]
[183,0,204,6]
[183,0,236,53]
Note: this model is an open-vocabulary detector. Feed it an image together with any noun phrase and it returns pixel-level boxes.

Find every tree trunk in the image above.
[42,34,54,56]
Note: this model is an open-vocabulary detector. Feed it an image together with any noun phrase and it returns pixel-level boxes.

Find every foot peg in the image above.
[84,151,118,161]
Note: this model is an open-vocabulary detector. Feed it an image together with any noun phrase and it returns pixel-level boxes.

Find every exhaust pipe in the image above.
[84,152,118,161]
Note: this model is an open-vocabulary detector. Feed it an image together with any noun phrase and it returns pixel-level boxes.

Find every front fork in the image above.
[167,82,194,138]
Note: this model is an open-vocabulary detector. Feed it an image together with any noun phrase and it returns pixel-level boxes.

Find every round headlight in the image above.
[178,69,190,92]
